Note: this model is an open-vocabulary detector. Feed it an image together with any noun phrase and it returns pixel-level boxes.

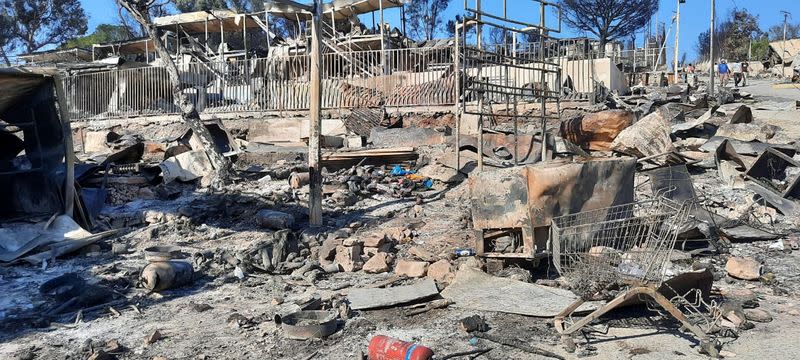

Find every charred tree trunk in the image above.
[118,0,233,186]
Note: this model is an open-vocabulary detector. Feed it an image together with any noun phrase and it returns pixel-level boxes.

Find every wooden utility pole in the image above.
[308,0,323,226]
[673,0,683,83]
[709,0,715,96]
[782,11,791,78]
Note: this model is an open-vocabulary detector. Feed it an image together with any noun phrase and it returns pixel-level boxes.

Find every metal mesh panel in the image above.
[551,197,691,298]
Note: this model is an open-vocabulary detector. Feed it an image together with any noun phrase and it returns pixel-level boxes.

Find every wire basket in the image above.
[551,197,691,298]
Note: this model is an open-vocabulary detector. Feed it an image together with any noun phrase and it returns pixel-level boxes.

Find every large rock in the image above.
[417,162,465,183]
[427,259,454,284]
[363,252,391,274]
[362,234,386,248]
[611,107,675,158]
[725,257,762,280]
[409,246,437,262]
[335,245,362,272]
[319,238,343,262]
[395,260,428,278]
[560,110,635,151]
[744,308,773,323]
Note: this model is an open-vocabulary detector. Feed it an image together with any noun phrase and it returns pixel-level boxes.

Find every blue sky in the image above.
[82,0,796,61]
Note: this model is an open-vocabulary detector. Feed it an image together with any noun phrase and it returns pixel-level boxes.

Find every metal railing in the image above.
[62,40,669,121]
[63,46,456,121]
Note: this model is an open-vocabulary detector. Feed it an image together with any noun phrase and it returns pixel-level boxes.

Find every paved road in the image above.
[695,75,800,102]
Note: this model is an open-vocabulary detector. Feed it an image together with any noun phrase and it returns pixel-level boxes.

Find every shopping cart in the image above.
[550,196,719,357]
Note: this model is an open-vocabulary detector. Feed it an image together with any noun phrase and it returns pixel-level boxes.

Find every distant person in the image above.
[741,61,750,86]
[718,59,730,87]
[686,63,697,87]
[731,61,743,87]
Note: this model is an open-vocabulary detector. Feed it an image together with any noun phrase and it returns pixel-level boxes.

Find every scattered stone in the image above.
[363,252,391,274]
[335,245,363,272]
[144,330,163,345]
[725,257,762,280]
[319,238,343,262]
[342,237,362,247]
[462,257,485,270]
[111,243,129,255]
[363,247,381,257]
[272,297,284,305]
[362,234,386,248]
[13,347,36,360]
[189,302,212,313]
[383,227,405,242]
[104,339,123,353]
[417,162,465,183]
[395,260,428,278]
[724,288,758,303]
[744,308,773,323]
[408,246,436,262]
[87,350,113,360]
[427,259,455,284]
[459,315,489,333]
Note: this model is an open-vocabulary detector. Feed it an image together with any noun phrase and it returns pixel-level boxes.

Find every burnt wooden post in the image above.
[309,0,323,226]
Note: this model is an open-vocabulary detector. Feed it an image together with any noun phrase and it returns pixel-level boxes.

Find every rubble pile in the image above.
[3,74,800,360]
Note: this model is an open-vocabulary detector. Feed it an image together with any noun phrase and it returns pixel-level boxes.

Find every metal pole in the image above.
[539,1,547,162]
[454,22,461,171]
[673,0,681,83]
[401,4,407,37]
[243,15,248,62]
[309,0,323,226]
[379,0,385,74]
[476,0,483,172]
[709,0,715,96]
[783,11,790,79]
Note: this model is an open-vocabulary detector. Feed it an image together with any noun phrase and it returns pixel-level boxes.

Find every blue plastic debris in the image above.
[391,165,416,176]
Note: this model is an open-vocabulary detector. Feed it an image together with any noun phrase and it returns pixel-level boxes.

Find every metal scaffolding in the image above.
[456,0,563,172]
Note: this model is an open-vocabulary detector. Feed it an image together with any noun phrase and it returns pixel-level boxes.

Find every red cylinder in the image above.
[368,335,434,360]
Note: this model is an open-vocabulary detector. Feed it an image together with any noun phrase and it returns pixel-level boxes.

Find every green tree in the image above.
[768,23,800,42]
[559,0,658,49]
[751,37,770,61]
[722,9,763,61]
[174,0,228,12]
[63,24,131,49]
[695,9,763,61]
[0,9,15,65]
[405,0,451,41]
[1,0,88,54]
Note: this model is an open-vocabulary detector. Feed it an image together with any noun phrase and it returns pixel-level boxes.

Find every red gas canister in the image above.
[368,335,434,360]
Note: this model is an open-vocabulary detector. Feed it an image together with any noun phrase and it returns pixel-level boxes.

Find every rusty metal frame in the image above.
[456,0,563,172]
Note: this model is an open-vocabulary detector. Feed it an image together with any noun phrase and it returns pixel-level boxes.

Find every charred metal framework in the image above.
[456,0,562,172]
